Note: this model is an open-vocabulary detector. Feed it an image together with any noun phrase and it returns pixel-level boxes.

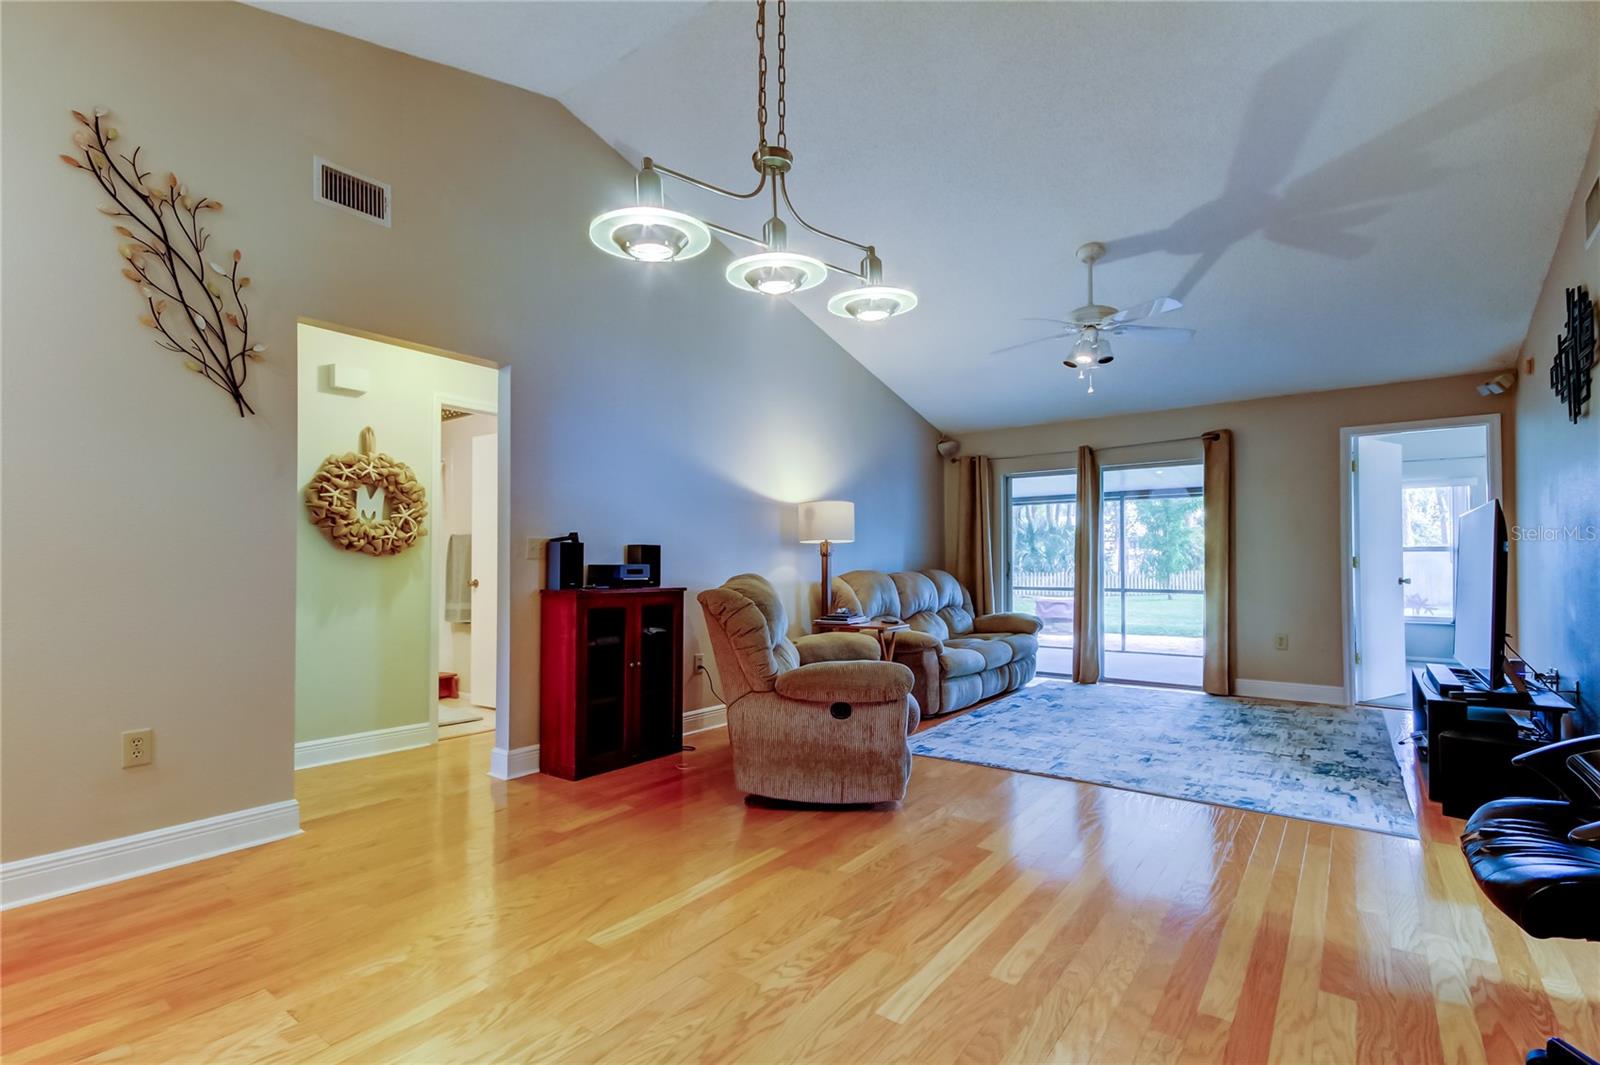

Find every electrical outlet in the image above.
[526,537,542,561]
[1274,633,1289,651]
[122,728,154,768]
[693,653,706,674]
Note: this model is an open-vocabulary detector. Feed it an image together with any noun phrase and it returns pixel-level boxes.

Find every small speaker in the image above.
[546,533,583,590]
[624,544,661,586]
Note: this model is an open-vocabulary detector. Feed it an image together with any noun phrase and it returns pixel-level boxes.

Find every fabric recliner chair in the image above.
[698,573,918,804]
[832,568,1042,718]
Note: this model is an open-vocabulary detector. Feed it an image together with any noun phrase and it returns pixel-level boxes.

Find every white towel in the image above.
[445,534,472,623]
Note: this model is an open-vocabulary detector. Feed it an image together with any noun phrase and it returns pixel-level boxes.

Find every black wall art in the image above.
[1550,285,1595,424]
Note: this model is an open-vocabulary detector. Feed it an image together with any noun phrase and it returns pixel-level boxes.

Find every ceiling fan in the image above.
[994,241,1194,393]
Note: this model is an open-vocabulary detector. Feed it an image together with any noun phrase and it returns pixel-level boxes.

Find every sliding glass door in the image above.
[1100,464,1204,687]
[1006,471,1076,676]
[1006,464,1204,687]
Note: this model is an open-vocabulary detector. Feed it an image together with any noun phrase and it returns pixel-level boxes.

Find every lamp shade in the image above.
[798,500,855,544]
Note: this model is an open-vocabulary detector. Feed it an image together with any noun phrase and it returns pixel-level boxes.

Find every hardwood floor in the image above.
[2,724,1596,1063]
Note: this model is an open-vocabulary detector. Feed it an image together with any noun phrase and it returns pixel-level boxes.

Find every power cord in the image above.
[679,660,725,754]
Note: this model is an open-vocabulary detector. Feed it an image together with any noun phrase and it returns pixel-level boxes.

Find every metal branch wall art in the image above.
[1550,285,1595,424]
[60,108,263,416]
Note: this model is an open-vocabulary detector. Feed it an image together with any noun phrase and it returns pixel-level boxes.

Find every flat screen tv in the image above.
[1452,499,1508,689]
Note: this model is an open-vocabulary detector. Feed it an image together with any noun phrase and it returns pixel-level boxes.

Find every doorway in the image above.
[1343,417,1498,707]
[1006,469,1078,676]
[1004,463,1205,688]
[1100,463,1205,688]
[436,406,499,740]
[292,321,503,772]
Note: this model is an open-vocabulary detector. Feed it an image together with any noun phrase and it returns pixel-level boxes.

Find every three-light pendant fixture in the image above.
[587,0,917,322]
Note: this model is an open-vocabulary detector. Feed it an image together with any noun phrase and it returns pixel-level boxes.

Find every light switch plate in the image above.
[526,538,543,561]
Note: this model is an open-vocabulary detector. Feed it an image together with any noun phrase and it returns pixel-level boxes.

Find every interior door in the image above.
[1355,436,1406,702]
[469,431,498,709]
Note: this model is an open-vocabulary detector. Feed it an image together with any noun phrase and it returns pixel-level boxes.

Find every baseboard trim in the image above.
[295,722,434,770]
[0,800,301,910]
[489,744,539,780]
[1235,679,1349,706]
[684,703,727,735]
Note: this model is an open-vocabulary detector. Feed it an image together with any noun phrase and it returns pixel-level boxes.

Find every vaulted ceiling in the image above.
[261,1,1600,431]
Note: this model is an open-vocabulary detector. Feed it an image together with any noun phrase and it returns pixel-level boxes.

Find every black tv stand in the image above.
[1411,666,1575,817]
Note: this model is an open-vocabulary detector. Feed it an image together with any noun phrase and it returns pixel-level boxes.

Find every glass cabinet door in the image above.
[581,605,628,762]
[636,601,679,757]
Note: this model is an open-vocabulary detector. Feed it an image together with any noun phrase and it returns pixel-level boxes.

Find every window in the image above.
[1401,482,1474,620]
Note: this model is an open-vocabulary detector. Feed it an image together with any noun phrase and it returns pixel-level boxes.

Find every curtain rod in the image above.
[978,430,1223,462]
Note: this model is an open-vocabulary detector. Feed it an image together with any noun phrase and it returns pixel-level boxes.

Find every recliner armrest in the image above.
[774,660,914,704]
[1511,734,1600,809]
[795,632,881,664]
[972,612,1044,635]
[890,629,943,653]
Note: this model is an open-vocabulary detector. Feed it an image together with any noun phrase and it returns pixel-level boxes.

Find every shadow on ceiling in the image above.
[1101,26,1586,302]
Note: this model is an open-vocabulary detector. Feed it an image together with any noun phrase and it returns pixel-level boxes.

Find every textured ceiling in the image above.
[260,2,1600,432]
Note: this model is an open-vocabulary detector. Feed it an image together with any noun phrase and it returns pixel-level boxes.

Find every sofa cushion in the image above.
[938,646,988,679]
[945,636,1013,670]
[970,632,1038,661]
[923,569,976,636]
[833,570,902,620]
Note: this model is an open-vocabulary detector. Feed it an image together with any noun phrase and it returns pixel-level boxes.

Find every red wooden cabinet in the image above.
[539,587,685,780]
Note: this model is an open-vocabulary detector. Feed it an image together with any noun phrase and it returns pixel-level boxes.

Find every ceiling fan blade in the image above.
[1020,317,1082,331]
[990,332,1072,356]
[1103,297,1182,325]
[1106,324,1196,342]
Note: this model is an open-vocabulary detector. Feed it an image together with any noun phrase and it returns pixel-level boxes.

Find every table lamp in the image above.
[798,500,855,614]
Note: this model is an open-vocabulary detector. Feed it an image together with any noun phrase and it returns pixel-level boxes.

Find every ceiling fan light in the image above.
[725,251,827,295]
[826,285,918,322]
[589,206,711,262]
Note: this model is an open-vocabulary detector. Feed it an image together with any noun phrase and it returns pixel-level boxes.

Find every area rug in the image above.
[909,680,1417,837]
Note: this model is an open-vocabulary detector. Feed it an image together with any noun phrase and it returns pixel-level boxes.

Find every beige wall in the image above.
[1513,115,1600,734]
[0,3,941,862]
[947,375,1514,691]
[295,325,499,744]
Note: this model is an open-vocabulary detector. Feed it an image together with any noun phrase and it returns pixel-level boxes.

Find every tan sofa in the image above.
[832,568,1042,718]
[698,574,919,804]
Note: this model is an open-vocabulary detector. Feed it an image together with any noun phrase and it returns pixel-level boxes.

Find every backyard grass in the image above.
[1012,591,1203,637]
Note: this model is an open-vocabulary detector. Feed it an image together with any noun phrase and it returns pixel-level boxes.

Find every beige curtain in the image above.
[1072,445,1102,683]
[1202,430,1235,695]
[955,456,999,614]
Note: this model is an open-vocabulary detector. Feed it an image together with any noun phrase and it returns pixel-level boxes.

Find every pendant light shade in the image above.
[726,250,827,295]
[588,206,711,263]
[827,285,918,322]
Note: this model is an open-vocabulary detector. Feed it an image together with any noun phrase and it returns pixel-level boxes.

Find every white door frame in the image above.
[1338,413,1502,705]
[429,390,500,741]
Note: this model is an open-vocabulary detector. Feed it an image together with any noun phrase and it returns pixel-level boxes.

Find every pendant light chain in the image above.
[756,0,768,151]
[776,0,787,147]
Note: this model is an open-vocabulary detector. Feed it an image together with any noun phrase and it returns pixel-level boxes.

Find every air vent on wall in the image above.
[313,156,391,226]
